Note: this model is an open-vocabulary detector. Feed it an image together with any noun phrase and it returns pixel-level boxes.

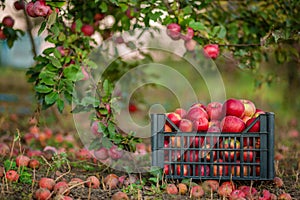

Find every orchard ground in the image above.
[0,66,299,199]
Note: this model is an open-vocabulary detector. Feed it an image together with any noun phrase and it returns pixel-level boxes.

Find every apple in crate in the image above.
[186,106,208,121]
[221,138,240,161]
[200,144,216,161]
[246,117,260,132]
[189,136,203,148]
[243,146,255,162]
[184,150,199,162]
[222,98,245,118]
[179,119,193,132]
[253,109,265,118]
[176,164,189,176]
[240,99,256,117]
[163,164,174,175]
[220,116,245,132]
[194,165,210,176]
[206,102,223,120]
[193,117,209,132]
[175,108,187,118]
[213,159,229,176]
[166,112,181,126]
[231,161,250,176]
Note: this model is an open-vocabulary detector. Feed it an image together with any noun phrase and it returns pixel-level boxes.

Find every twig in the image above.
[62,180,90,195]
[88,183,92,200]
[218,43,261,47]
[55,161,71,182]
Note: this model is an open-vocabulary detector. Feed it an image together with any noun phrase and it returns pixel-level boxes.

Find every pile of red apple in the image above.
[162,98,268,177]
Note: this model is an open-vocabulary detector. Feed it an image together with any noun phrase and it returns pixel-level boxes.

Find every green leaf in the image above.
[47,11,57,27]
[108,122,115,135]
[48,56,62,68]
[57,98,64,113]
[43,47,55,55]
[38,21,47,35]
[89,139,101,150]
[45,92,59,105]
[35,85,53,93]
[101,137,112,149]
[63,66,79,81]
[46,1,66,8]
[189,20,206,31]
[119,3,128,12]
[100,1,108,12]
[217,25,226,39]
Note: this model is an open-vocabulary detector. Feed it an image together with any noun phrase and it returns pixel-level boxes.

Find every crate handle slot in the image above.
[165,114,180,132]
[242,116,260,133]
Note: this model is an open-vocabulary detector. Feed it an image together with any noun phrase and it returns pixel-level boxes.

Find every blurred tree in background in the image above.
[0,0,299,148]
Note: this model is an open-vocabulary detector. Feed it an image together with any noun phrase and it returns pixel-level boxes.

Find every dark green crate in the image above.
[151,112,275,180]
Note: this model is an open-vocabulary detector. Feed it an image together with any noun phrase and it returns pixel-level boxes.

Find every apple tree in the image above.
[0,0,299,151]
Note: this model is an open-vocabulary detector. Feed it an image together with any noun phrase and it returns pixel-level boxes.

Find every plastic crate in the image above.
[151,112,275,180]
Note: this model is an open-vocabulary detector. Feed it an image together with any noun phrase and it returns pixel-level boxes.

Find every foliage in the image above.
[1,0,300,150]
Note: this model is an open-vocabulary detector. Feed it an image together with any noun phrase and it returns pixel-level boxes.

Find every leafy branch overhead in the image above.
[1,0,299,150]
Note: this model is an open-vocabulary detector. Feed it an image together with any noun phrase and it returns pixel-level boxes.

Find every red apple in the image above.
[174,108,187,118]
[240,99,256,117]
[203,44,219,59]
[207,126,221,133]
[189,136,203,148]
[230,189,246,200]
[277,193,292,200]
[220,116,245,132]
[253,109,265,118]
[164,124,172,132]
[213,159,228,176]
[29,159,40,169]
[33,0,51,17]
[81,24,95,36]
[176,164,189,176]
[242,115,252,123]
[0,143,10,156]
[165,150,182,162]
[206,102,223,120]
[193,117,209,132]
[200,144,216,161]
[163,164,174,175]
[238,185,258,199]
[273,177,284,188]
[166,112,181,126]
[218,182,235,197]
[222,98,245,118]
[179,119,193,132]
[184,150,199,162]
[190,185,204,198]
[255,160,260,176]
[181,27,194,41]
[39,177,55,191]
[166,183,178,195]
[204,133,220,146]
[202,180,219,192]
[2,16,15,28]
[231,161,250,177]
[108,145,123,160]
[111,191,129,200]
[166,23,181,40]
[86,176,100,189]
[221,138,240,161]
[94,13,105,21]
[246,117,260,132]
[14,1,25,10]
[190,103,206,110]
[170,136,186,147]
[16,155,30,167]
[54,181,69,195]
[26,2,36,17]
[104,174,119,189]
[259,189,271,200]
[243,146,255,162]
[94,147,109,160]
[177,183,188,195]
[193,165,210,176]
[35,188,51,200]
[186,106,208,122]
[6,170,19,182]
